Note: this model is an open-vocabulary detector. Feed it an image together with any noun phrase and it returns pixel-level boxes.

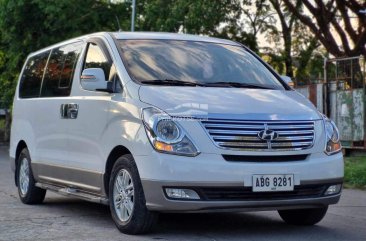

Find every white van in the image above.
[10,32,343,234]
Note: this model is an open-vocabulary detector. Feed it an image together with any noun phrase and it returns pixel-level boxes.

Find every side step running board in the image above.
[36,182,109,205]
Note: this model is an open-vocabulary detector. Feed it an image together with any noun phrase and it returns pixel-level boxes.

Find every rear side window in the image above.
[41,42,83,97]
[19,51,50,98]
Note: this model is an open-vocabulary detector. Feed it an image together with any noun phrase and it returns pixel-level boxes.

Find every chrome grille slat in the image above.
[202,119,315,151]
[208,129,314,136]
[212,135,313,142]
[205,124,314,130]
[213,136,263,141]
[209,130,260,135]
[217,142,268,148]
[271,141,313,147]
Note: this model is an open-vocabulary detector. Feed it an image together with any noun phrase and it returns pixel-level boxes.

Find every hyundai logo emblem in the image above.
[258,129,279,141]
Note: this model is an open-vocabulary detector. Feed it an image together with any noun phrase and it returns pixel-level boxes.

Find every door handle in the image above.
[60,103,79,119]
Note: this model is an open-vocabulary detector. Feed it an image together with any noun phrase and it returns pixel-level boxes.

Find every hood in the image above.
[139,86,322,120]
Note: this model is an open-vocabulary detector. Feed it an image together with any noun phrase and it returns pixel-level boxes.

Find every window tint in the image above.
[41,42,83,97]
[83,43,111,80]
[19,51,50,98]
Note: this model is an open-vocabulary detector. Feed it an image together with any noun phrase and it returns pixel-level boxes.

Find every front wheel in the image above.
[16,148,46,204]
[278,206,328,225]
[109,154,158,234]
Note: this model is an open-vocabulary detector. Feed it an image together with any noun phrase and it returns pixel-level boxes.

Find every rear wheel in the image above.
[278,206,328,225]
[109,154,158,234]
[17,148,46,204]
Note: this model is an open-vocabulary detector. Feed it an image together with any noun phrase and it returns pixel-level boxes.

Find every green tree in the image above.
[140,0,240,34]
[241,0,276,43]
[0,0,130,141]
[139,0,259,50]
[266,0,303,78]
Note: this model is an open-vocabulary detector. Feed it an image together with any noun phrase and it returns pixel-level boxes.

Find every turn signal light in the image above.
[154,141,173,152]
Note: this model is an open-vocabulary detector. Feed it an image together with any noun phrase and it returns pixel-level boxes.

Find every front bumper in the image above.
[135,151,343,212]
[141,179,341,212]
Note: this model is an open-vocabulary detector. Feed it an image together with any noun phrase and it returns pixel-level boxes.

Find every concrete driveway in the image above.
[0,145,365,241]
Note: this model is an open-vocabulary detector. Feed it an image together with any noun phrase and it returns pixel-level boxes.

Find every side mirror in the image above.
[81,68,113,93]
[281,75,295,88]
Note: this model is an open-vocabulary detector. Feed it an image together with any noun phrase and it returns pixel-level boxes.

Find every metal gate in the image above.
[325,56,366,148]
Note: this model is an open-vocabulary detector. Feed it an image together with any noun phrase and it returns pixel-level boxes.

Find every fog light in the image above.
[165,188,200,200]
[324,184,342,195]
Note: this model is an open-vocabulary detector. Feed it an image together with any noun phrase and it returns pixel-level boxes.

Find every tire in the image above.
[109,154,158,234]
[16,148,46,204]
[278,206,328,225]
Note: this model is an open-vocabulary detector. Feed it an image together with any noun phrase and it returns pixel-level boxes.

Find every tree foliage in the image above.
[1,0,364,110]
[140,0,240,34]
[138,0,260,49]
[283,0,366,58]
[241,0,276,39]
[0,0,130,105]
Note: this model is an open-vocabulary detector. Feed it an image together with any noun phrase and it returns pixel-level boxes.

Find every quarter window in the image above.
[19,51,50,98]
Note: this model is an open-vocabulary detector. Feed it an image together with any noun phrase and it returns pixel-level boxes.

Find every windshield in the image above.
[118,39,285,90]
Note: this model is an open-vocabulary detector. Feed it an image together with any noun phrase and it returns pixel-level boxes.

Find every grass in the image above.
[344,156,366,189]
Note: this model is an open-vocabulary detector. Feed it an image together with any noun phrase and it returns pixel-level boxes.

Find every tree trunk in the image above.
[283,28,293,78]
[4,109,11,142]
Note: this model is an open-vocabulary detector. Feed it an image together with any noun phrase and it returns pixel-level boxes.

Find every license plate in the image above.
[252,174,294,192]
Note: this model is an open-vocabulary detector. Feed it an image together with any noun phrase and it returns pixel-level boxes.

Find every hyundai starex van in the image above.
[10,32,343,234]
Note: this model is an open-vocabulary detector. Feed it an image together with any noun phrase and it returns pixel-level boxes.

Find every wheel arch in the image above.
[104,145,132,196]
[14,140,28,186]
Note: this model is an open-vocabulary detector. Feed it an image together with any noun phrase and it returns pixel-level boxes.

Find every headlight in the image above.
[142,107,199,156]
[323,116,341,155]
[156,119,180,142]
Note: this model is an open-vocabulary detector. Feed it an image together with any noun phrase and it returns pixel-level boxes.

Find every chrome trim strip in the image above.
[36,182,108,205]
[38,175,101,192]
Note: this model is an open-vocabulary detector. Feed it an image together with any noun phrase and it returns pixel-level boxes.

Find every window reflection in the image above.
[41,42,83,97]
[119,40,284,89]
[19,51,50,98]
[84,43,111,79]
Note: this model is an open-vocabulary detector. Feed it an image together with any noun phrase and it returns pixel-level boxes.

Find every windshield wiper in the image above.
[141,79,204,87]
[203,81,274,89]
[140,79,274,89]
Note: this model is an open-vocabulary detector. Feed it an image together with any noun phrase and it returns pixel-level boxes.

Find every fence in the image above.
[326,56,366,148]
[296,56,366,149]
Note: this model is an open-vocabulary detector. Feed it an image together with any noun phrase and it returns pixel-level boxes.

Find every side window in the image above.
[83,43,112,80]
[41,42,83,97]
[19,51,50,98]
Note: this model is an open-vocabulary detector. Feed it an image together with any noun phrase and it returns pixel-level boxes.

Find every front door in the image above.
[62,39,115,194]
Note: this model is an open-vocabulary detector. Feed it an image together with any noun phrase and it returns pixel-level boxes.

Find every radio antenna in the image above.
[115,15,122,32]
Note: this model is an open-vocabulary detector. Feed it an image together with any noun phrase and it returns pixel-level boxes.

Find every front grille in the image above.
[198,184,327,201]
[201,119,315,151]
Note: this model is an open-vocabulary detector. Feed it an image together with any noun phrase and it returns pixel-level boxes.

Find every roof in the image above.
[28,32,240,58]
[111,32,240,46]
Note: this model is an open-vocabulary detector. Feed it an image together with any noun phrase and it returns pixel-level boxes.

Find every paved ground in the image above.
[0,146,365,241]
